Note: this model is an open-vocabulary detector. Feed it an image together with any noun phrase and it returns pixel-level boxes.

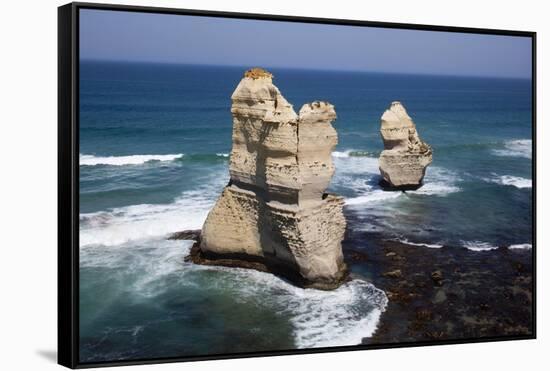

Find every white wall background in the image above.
[0,0,546,369]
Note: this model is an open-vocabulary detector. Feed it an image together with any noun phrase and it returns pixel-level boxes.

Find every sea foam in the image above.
[211,267,388,348]
[79,171,226,247]
[462,240,499,252]
[80,239,388,348]
[78,149,397,347]
[412,167,462,195]
[408,182,460,196]
[80,153,184,166]
[345,191,402,205]
[508,243,532,250]
[79,194,212,247]
[332,151,352,158]
[484,174,532,189]
[332,150,372,158]
[338,158,461,206]
[394,238,443,249]
[492,139,532,159]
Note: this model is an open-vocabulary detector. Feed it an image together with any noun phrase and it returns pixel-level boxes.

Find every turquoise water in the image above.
[79,61,533,362]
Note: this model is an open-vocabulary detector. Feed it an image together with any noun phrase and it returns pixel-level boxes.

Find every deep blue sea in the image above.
[79,61,533,362]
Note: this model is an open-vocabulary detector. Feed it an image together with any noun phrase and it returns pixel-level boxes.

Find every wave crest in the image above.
[332,150,373,158]
[342,165,461,206]
[508,243,532,250]
[394,238,443,249]
[492,139,532,159]
[484,174,532,189]
[79,170,226,247]
[80,154,183,166]
[462,240,499,252]
[81,239,388,348]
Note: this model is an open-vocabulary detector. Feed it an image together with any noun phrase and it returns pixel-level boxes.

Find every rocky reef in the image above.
[339,230,534,345]
[378,101,432,189]
[189,68,347,290]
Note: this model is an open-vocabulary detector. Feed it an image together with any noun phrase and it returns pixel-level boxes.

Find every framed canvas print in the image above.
[58,2,536,368]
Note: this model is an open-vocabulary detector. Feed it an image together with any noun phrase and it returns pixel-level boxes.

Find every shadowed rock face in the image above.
[378,102,432,189]
[198,68,347,289]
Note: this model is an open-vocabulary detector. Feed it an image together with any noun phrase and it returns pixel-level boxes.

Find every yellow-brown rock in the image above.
[198,68,347,289]
[379,102,432,189]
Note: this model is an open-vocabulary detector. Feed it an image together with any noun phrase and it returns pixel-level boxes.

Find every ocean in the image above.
[79,61,533,362]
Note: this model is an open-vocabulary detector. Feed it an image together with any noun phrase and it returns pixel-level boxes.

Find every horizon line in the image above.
[80,58,532,80]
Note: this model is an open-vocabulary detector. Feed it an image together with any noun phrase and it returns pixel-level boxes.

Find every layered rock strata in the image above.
[193,68,347,289]
[378,101,432,189]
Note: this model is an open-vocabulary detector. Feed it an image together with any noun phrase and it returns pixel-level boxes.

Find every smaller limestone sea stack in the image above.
[378,102,432,189]
[191,68,347,290]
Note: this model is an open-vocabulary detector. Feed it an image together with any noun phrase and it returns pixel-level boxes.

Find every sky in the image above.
[80,9,532,79]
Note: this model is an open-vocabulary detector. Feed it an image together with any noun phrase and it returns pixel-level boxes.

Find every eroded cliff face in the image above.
[378,102,432,189]
[197,68,347,289]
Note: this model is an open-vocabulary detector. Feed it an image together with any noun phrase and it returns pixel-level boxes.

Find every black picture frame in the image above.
[58,2,537,368]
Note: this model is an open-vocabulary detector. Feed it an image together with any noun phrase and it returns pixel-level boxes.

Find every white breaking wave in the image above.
[213,267,388,348]
[408,182,461,196]
[79,167,227,247]
[332,151,352,158]
[462,240,499,252]
[78,152,390,347]
[80,239,388,348]
[332,150,374,159]
[345,191,401,205]
[413,166,462,196]
[484,174,532,189]
[333,155,380,176]
[79,192,213,247]
[216,153,229,158]
[80,153,184,166]
[508,243,532,250]
[332,155,381,207]
[341,164,461,206]
[493,139,532,159]
[395,238,443,249]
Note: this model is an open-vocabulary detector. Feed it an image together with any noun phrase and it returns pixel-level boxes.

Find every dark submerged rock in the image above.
[340,215,533,345]
[167,229,202,241]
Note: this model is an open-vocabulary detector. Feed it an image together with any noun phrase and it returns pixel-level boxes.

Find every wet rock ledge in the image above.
[170,230,349,290]
[341,231,534,345]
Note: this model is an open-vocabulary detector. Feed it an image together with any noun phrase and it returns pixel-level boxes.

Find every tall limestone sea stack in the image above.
[192,68,347,289]
[378,102,432,189]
